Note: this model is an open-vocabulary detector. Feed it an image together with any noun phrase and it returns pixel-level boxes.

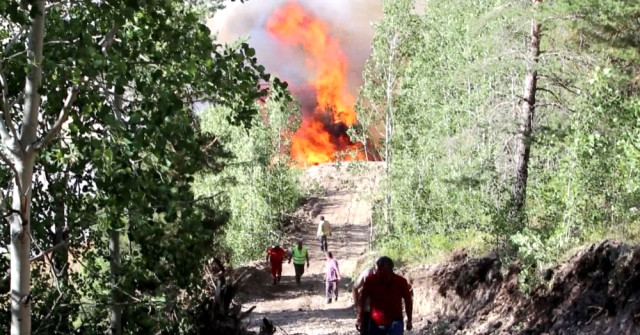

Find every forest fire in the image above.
[266,2,363,165]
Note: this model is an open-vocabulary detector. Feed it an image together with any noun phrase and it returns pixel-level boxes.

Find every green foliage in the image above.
[363,0,525,263]
[362,0,640,285]
[194,83,303,265]
[2,0,273,332]
[551,0,640,64]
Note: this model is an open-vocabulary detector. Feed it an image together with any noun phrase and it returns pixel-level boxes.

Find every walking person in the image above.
[265,244,286,285]
[353,264,376,334]
[357,256,413,335]
[288,240,309,285]
[317,215,331,252]
[324,252,341,303]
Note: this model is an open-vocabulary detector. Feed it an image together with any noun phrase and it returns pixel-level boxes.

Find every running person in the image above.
[288,240,309,285]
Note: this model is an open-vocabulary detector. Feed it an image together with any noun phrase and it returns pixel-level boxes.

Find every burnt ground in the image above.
[232,162,640,335]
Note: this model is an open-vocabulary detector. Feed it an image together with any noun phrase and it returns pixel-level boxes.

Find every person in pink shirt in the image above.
[325,252,341,303]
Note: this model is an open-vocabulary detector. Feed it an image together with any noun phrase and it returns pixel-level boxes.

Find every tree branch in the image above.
[537,101,575,113]
[30,85,79,152]
[30,240,69,263]
[0,148,23,196]
[98,22,122,57]
[0,240,69,294]
[26,21,122,153]
[536,87,563,104]
[202,136,219,152]
[2,25,26,56]
[538,73,579,95]
[32,289,64,335]
[5,40,78,61]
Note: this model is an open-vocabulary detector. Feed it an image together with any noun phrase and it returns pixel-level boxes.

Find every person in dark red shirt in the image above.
[266,244,286,285]
[357,256,413,335]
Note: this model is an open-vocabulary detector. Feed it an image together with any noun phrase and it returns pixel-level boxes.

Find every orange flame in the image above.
[267,2,362,165]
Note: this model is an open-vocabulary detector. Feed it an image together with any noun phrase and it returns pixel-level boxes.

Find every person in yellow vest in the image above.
[316,215,331,252]
[288,239,310,285]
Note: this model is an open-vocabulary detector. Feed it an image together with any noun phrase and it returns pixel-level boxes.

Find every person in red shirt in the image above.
[353,264,376,335]
[266,244,286,285]
[357,256,413,335]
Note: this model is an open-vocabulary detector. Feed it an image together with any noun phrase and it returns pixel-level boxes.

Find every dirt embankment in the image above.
[408,240,640,335]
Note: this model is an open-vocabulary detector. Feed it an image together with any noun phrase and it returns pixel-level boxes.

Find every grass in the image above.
[374,219,640,274]
[557,220,640,264]
[377,228,492,267]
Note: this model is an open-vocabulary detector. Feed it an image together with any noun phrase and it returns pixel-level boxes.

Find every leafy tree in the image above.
[360,0,527,261]
[1,0,269,333]
[355,0,421,233]
[194,79,303,264]
[360,0,640,284]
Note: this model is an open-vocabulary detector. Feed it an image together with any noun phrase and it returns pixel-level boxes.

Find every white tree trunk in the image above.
[109,229,122,335]
[383,32,398,233]
[110,93,123,335]
[9,155,35,335]
[10,1,45,333]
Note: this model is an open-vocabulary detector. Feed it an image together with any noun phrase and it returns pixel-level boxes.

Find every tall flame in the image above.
[267,2,362,165]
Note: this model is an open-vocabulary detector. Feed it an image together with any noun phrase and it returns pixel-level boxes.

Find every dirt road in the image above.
[244,162,384,335]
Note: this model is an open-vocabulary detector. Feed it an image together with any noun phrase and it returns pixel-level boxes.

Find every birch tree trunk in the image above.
[110,93,124,335]
[109,229,122,335]
[511,1,541,227]
[8,1,45,333]
[383,32,399,233]
[9,156,36,335]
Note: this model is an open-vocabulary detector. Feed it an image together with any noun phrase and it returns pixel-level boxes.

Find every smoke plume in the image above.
[208,1,382,165]
[208,0,381,92]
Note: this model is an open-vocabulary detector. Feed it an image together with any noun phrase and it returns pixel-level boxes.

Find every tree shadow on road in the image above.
[245,273,354,301]
[247,303,357,330]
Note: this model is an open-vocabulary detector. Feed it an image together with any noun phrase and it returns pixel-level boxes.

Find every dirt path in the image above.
[243,162,384,335]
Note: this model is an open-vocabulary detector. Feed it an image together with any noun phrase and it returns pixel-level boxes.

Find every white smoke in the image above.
[207,0,383,92]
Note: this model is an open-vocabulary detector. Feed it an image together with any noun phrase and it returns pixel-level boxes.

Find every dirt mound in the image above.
[285,196,324,235]
[407,240,640,335]
[434,250,503,299]
[524,240,640,335]
[283,162,384,238]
